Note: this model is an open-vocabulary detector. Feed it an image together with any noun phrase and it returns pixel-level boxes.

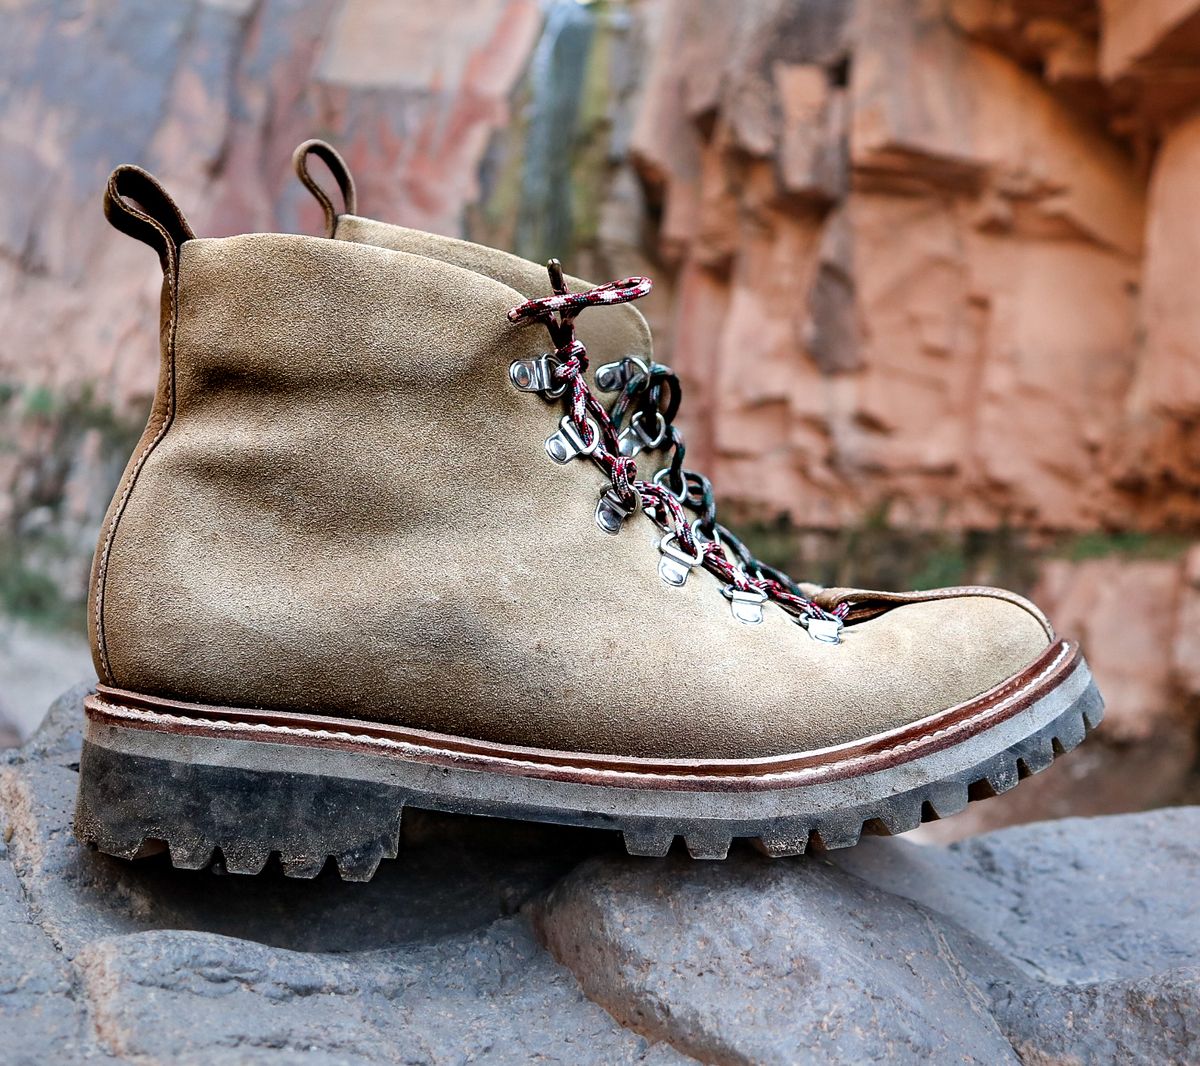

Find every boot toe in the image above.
[661,590,1060,761]
[841,591,1055,738]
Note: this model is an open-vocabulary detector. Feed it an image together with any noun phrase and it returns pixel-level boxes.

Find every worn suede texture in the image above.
[333,215,653,382]
[331,215,1056,638]
[92,232,1051,759]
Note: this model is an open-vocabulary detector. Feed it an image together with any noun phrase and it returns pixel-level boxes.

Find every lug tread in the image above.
[1015,734,1055,777]
[683,830,732,860]
[622,826,676,857]
[77,678,1104,880]
[810,818,863,851]
[167,838,216,870]
[1052,710,1087,753]
[220,844,273,876]
[924,780,970,820]
[753,823,810,857]
[279,852,329,879]
[334,842,388,882]
[861,794,923,836]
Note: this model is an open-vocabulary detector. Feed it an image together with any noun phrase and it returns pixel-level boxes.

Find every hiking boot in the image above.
[75,157,1103,881]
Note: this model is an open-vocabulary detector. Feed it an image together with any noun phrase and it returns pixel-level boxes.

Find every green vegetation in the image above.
[726,511,1197,595]
[1055,531,1191,563]
[13,380,144,457]
[0,379,142,634]
[0,543,82,632]
[728,514,1027,596]
[22,384,56,418]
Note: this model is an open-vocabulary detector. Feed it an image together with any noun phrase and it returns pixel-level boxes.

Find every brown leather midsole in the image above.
[84,640,1081,792]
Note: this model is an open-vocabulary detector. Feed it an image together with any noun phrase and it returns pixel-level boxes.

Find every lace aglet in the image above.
[546,259,567,295]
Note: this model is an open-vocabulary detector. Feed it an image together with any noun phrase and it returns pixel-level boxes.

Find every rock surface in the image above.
[1,686,1197,1064]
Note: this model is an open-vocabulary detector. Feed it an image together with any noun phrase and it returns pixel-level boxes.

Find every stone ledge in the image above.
[1,687,1196,1064]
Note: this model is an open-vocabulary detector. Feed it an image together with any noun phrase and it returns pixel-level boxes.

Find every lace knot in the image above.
[553,338,588,381]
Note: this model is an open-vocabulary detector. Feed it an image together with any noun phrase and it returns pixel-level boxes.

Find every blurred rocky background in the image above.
[1,0,1198,838]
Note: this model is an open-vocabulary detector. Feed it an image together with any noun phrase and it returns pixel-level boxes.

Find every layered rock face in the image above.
[1,0,1198,832]
[632,0,1199,532]
[5,0,1196,541]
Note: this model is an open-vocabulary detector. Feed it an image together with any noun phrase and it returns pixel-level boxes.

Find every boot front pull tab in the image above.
[293,138,358,238]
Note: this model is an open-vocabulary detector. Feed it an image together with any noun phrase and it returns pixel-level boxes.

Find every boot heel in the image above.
[74,735,403,880]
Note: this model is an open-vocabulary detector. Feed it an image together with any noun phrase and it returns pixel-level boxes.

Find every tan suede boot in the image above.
[75,158,1102,881]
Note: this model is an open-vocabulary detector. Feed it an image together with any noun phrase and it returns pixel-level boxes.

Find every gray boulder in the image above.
[1,685,1197,1064]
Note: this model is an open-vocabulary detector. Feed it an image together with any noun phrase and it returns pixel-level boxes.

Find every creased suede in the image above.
[333,215,653,376]
[96,232,1051,759]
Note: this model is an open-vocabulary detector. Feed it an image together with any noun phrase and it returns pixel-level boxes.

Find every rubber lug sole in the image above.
[75,688,1099,874]
[75,643,1099,878]
[74,652,1103,881]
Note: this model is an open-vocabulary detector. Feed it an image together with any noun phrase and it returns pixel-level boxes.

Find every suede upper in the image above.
[333,214,655,376]
[89,227,1053,759]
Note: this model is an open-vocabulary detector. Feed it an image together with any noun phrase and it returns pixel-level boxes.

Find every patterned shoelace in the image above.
[506,261,849,642]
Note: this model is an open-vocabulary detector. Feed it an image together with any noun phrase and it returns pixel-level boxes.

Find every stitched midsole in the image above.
[83,641,1084,793]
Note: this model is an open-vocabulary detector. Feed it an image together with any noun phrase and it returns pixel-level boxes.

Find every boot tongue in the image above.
[812,586,1054,637]
[331,215,653,375]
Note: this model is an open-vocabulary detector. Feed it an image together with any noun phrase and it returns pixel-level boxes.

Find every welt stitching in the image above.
[87,644,1074,784]
[94,255,180,684]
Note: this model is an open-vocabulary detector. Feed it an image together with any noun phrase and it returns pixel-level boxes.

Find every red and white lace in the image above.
[507,262,849,640]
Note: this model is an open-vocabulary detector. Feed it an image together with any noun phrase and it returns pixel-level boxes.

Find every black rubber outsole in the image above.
[74,681,1104,880]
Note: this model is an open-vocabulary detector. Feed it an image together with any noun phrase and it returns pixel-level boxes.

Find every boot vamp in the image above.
[379,512,1055,760]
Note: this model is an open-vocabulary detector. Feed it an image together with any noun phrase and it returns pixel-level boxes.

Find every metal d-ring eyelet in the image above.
[631,409,667,448]
[545,415,600,464]
[798,614,843,644]
[509,355,566,399]
[652,466,689,503]
[618,409,667,458]
[722,584,767,625]
[657,532,704,587]
[688,518,721,549]
[595,487,638,534]
[595,356,650,393]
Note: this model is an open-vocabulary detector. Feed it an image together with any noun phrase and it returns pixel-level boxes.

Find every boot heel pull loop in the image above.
[292,138,358,237]
[103,165,196,276]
